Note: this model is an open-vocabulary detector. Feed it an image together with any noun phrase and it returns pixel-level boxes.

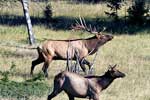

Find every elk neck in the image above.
[97,73,115,90]
[84,38,100,54]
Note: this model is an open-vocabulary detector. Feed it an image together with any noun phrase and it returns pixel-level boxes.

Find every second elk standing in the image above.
[47,64,125,100]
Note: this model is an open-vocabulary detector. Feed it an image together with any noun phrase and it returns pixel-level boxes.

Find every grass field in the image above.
[0,1,150,100]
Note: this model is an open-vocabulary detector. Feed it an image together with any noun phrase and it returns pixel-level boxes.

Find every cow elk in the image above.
[30,18,113,77]
[47,64,125,100]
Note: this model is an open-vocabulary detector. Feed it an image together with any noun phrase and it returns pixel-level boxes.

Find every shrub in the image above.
[0,80,49,99]
[0,0,19,7]
[43,3,53,22]
[0,62,16,82]
[105,0,123,21]
[127,0,149,25]
[0,64,49,99]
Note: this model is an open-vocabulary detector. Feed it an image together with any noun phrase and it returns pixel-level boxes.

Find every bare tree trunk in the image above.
[21,0,35,45]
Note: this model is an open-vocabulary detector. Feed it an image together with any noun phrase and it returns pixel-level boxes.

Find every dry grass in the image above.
[0,1,150,100]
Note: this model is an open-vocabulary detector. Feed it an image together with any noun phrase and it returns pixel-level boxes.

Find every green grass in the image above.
[0,80,49,99]
[0,1,150,100]
[0,68,50,100]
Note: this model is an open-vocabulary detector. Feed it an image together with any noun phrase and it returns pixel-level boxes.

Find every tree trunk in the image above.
[21,0,35,45]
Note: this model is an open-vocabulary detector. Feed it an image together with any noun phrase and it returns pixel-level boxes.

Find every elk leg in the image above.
[82,59,95,74]
[42,57,52,77]
[67,94,75,100]
[30,56,44,75]
[47,78,63,100]
[31,51,44,75]
[42,60,50,77]
[82,59,92,69]
[79,59,87,74]
[47,89,62,100]
[92,94,99,100]
[79,58,93,74]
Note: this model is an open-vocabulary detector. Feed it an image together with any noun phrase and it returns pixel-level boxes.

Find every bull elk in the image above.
[30,18,113,77]
[47,64,125,100]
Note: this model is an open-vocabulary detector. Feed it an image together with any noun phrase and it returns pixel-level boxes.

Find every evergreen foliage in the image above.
[127,0,149,25]
[44,3,53,22]
[105,0,123,21]
[0,0,19,6]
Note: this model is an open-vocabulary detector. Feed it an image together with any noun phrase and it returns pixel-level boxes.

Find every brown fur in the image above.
[47,66,125,100]
[31,33,113,77]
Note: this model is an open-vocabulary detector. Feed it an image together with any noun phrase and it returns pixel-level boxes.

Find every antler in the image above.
[71,17,99,34]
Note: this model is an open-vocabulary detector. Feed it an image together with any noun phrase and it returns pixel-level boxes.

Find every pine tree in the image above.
[105,0,122,21]
[127,0,149,25]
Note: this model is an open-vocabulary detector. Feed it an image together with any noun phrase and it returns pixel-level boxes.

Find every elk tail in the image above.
[37,45,43,53]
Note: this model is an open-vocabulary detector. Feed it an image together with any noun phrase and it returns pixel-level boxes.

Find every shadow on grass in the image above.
[0,14,150,34]
[0,14,45,26]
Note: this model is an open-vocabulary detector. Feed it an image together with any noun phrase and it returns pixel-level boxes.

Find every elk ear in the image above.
[108,65,112,71]
[108,64,117,71]
[96,33,101,39]
[112,64,117,69]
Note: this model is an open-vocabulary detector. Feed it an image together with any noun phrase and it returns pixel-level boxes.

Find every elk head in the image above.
[106,64,126,78]
[95,33,113,43]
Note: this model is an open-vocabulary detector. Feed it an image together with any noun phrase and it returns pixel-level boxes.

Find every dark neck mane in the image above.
[97,72,115,90]
[84,36,100,54]
[85,72,115,90]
